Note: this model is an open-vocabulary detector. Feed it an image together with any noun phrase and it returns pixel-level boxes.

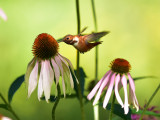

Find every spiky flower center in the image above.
[32,33,59,59]
[110,58,131,74]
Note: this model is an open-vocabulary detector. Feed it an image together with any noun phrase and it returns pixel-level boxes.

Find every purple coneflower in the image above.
[87,58,139,114]
[25,33,78,102]
[0,8,7,21]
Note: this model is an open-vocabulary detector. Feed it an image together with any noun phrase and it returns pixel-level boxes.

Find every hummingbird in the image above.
[61,28,109,53]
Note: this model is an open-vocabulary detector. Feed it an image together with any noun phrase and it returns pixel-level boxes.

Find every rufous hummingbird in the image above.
[61,28,109,53]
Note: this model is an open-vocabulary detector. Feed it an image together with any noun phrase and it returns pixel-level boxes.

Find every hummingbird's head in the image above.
[62,35,76,45]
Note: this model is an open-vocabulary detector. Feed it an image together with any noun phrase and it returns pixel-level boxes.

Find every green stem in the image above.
[140,83,160,120]
[52,84,61,120]
[91,0,97,32]
[75,0,85,120]
[109,93,116,120]
[91,0,99,120]
[76,0,81,34]
[91,0,98,81]
[0,93,20,120]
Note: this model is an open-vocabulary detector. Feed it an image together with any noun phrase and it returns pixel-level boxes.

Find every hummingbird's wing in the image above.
[79,27,88,35]
[84,31,109,43]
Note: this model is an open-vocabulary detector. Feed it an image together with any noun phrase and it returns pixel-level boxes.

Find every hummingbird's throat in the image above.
[72,37,79,46]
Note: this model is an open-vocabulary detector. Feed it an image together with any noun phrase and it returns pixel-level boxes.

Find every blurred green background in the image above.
[0,0,160,120]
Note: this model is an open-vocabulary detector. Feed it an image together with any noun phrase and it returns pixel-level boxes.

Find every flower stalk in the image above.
[140,83,160,120]
[91,0,99,120]
[75,0,85,120]
[109,93,116,120]
[52,84,61,120]
[0,93,20,120]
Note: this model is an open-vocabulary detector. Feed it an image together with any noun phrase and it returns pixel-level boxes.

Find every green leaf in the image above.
[127,76,156,84]
[99,103,131,120]
[0,104,9,110]
[73,67,87,97]
[131,108,160,117]
[8,75,25,103]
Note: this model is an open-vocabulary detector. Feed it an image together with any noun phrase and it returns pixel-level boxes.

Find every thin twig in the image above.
[52,84,61,120]
[0,93,20,120]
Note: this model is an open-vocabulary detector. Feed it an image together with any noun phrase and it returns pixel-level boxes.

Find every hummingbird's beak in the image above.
[57,38,63,43]
[70,40,77,44]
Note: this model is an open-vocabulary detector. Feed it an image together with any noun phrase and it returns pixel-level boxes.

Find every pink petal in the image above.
[58,54,74,89]
[25,58,36,88]
[133,94,139,112]
[115,74,124,108]
[38,61,44,101]
[51,59,60,85]
[28,61,39,98]
[103,72,116,108]
[42,60,54,102]
[51,59,60,96]
[55,56,66,97]
[58,53,79,83]
[128,73,135,91]
[87,70,111,100]
[121,75,129,114]
[0,8,7,21]
[93,71,112,105]
[128,73,139,111]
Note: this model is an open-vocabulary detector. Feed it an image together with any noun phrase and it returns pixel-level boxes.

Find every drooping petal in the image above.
[58,54,74,89]
[61,61,71,93]
[55,56,66,97]
[103,72,116,108]
[0,8,7,21]
[28,61,39,98]
[38,61,44,101]
[87,70,111,100]
[51,58,60,86]
[121,75,129,114]
[25,58,36,88]
[42,60,54,102]
[128,73,139,111]
[93,71,112,105]
[115,74,124,108]
[133,94,139,112]
[58,53,79,83]
[128,73,135,91]
[129,80,133,105]
[51,58,60,96]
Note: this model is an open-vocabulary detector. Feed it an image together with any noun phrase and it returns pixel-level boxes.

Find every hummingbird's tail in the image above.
[87,41,102,51]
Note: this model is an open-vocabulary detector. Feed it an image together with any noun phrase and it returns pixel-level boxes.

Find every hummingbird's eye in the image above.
[66,37,69,40]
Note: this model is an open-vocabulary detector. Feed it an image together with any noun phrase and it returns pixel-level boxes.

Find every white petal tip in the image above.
[136,108,139,112]
[93,102,96,106]
[103,104,107,109]
[87,95,92,100]
[124,110,129,115]
[124,112,128,115]
[27,95,30,99]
